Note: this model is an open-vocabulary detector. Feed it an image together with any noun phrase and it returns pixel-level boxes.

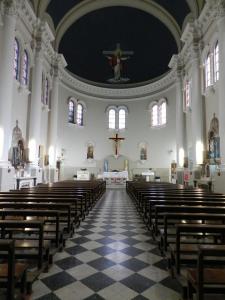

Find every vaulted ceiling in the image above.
[30,0,205,86]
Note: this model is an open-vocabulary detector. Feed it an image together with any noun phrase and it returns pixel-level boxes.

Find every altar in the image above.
[103,171,128,186]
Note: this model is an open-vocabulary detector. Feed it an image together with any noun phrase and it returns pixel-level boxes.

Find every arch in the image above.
[54,0,181,51]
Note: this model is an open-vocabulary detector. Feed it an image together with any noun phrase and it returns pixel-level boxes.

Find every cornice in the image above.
[19,0,36,34]
[59,67,176,101]
[179,0,218,68]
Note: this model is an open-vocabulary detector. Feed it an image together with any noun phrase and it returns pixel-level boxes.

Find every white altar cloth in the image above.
[103,171,128,185]
[103,171,128,179]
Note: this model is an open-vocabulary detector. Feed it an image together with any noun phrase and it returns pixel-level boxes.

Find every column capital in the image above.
[3,0,19,17]
[216,0,225,19]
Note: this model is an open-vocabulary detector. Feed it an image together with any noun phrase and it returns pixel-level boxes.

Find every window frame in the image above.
[68,99,75,124]
[205,52,212,89]
[21,50,29,86]
[214,41,219,82]
[149,98,167,128]
[76,103,84,126]
[14,38,20,81]
[106,105,128,131]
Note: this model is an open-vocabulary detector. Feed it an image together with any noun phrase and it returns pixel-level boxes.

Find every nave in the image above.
[32,189,180,300]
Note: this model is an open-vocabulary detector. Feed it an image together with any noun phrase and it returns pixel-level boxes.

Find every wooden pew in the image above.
[0,202,72,235]
[0,239,27,300]
[187,245,225,300]
[0,220,48,270]
[170,224,225,275]
[154,205,225,235]
[0,209,63,249]
[160,212,225,252]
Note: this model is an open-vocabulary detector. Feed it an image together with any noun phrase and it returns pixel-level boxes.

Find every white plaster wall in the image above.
[11,81,30,143]
[57,83,177,178]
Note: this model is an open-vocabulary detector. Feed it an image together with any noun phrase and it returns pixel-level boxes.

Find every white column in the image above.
[175,69,186,166]
[191,42,204,166]
[48,61,59,166]
[217,0,225,163]
[28,30,43,164]
[0,0,17,162]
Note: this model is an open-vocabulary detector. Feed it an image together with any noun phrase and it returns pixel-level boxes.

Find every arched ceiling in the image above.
[31,0,205,86]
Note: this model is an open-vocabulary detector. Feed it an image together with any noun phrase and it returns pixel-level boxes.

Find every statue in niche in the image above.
[9,120,27,168]
[140,145,147,161]
[208,113,220,160]
[87,144,94,160]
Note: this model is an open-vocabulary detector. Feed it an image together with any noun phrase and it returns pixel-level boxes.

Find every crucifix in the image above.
[109,133,125,157]
[103,43,134,83]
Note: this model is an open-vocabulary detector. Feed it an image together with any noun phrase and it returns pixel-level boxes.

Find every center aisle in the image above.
[33,189,181,300]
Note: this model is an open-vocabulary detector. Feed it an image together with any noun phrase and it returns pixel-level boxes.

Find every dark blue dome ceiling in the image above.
[44,0,204,85]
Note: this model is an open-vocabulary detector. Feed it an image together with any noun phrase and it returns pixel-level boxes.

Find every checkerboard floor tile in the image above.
[32,189,181,300]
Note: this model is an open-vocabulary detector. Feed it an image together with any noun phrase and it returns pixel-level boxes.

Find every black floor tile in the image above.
[88,257,116,271]
[121,273,155,293]
[55,256,82,270]
[41,272,76,291]
[93,246,117,256]
[36,293,61,300]
[70,236,91,244]
[81,272,115,292]
[120,258,149,272]
[65,245,87,255]
[120,246,145,257]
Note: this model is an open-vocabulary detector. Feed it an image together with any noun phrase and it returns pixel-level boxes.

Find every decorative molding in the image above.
[3,0,18,16]
[60,68,176,101]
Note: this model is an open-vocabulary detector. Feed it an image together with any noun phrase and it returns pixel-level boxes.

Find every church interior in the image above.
[1,0,225,299]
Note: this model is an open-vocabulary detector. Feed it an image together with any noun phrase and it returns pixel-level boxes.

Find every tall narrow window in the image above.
[151,104,158,127]
[119,109,126,129]
[21,50,29,85]
[44,78,49,105]
[214,41,219,82]
[77,103,83,126]
[205,53,211,88]
[159,101,166,125]
[68,100,75,123]
[14,39,19,80]
[184,80,190,110]
[109,109,116,129]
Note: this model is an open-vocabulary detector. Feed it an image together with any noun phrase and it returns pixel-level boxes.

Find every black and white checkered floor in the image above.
[33,189,182,300]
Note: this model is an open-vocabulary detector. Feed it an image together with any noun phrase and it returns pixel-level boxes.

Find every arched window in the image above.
[21,50,29,85]
[214,41,219,82]
[44,78,49,105]
[184,80,190,110]
[205,52,211,88]
[76,103,83,126]
[119,108,126,129]
[68,100,75,123]
[151,104,158,127]
[159,101,167,125]
[14,38,20,80]
[109,109,116,129]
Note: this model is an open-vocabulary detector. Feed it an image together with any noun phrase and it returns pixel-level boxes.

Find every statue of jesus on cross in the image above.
[103,43,134,83]
[109,133,125,157]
